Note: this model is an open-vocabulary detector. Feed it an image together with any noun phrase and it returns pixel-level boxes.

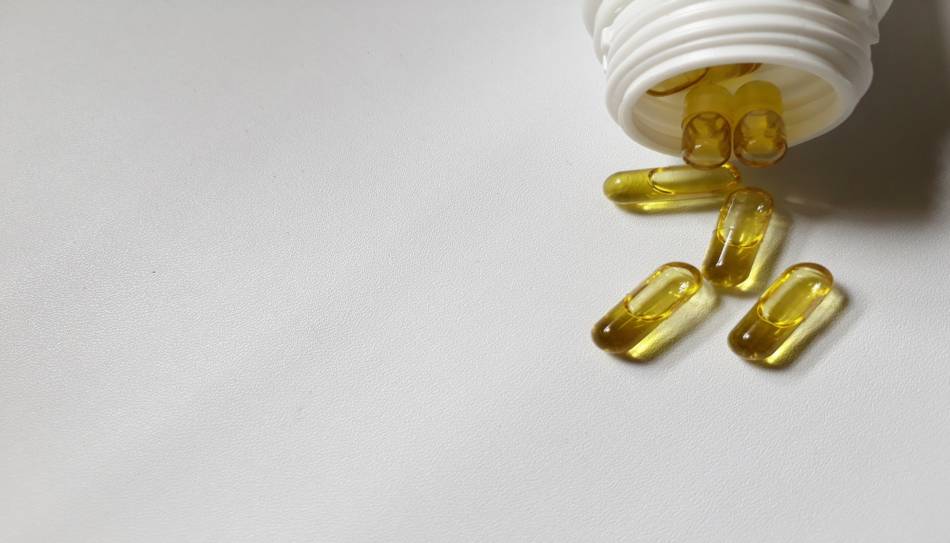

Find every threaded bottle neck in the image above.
[585,0,888,155]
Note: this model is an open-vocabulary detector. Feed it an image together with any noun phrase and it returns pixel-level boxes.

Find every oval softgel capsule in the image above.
[702,188,774,288]
[682,84,734,169]
[647,67,708,97]
[728,263,834,364]
[646,63,760,97]
[592,263,702,355]
[602,163,741,211]
[704,63,760,86]
[733,81,787,167]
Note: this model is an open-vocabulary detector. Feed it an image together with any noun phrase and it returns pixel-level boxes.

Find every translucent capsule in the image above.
[729,263,834,364]
[704,63,761,85]
[592,263,702,355]
[733,81,787,167]
[702,188,773,288]
[682,84,734,169]
[602,163,741,212]
[647,68,708,97]
[646,64,761,97]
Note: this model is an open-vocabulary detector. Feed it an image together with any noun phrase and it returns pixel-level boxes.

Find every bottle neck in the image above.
[585,0,887,155]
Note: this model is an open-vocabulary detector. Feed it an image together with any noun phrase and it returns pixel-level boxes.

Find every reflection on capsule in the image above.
[602,163,741,212]
[729,263,834,365]
[592,263,702,356]
[734,81,787,168]
[702,188,774,288]
[682,84,734,169]
[647,68,708,97]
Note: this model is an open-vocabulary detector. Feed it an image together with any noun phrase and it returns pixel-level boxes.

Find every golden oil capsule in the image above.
[733,81,787,167]
[729,263,833,363]
[702,188,773,288]
[602,163,741,211]
[647,68,708,97]
[703,63,761,85]
[682,84,734,169]
[592,263,702,355]
[646,64,760,97]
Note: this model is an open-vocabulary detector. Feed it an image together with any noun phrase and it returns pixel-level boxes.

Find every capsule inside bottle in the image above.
[647,68,708,97]
[704,63,761,85]
[682,84,734,169]
[728,263,834,364]
[702,188,774,288]
[592,263,702,355]
[646,64,761,97]
[602,163,741,212]
[733,81,787,168]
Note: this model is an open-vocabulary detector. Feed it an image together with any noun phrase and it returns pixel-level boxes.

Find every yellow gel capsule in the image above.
[647,68,708,97]
[703,63,761,85]
[733,81,787,167]
[646,64,760,97]
[602,163,741,211]
[592,263,702,355]
[729,263,833,363]
[702,188,773,288]
[682,84,734,169]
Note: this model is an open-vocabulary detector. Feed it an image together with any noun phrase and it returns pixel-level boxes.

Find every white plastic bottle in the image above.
[583,0,894,155]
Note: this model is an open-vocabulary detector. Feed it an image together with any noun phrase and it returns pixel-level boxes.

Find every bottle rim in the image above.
[586,0,886,155]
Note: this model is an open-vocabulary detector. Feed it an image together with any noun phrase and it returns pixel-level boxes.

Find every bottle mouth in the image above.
[586,0,882,155]
[630,61,847,154]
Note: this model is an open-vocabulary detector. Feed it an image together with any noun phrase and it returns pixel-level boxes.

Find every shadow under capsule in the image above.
[612,281,719,363]
[743,285,849,370]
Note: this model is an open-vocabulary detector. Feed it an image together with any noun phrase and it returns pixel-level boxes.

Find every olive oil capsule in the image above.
[646,64,760,97]
[647,68,708,97]
[733,81,787,167]
[592,263,702,355]
[702,188,773,288]
[682,84,734,170]
[703,63,761,85]
[729,263,833,363]
[602,163,741,211]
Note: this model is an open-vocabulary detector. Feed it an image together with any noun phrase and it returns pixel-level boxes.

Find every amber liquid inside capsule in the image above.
[592,263,702,355]
[682,85,734,170]
[704,63,761,85]
[734,81,787,168]
[602,163,741,212]
[647,64,761,97]
[702,188,774,288]
[682,112,732,170]
[647,68,708,97]
[729,263,833,363]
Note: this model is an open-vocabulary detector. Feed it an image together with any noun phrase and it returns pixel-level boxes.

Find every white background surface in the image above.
[2,1,949,541]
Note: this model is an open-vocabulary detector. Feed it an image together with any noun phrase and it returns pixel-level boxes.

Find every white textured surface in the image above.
[2,1,949,541]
